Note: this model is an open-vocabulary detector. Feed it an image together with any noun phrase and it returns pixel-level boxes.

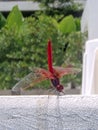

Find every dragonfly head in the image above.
[56,84,64,92]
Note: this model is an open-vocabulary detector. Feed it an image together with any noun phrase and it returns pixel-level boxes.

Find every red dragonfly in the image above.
[12,40,79,94]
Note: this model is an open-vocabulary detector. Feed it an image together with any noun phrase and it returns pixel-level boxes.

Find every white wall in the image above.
[81,0,98,40]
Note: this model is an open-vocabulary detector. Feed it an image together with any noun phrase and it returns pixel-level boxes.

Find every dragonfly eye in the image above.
[56,85,64,92]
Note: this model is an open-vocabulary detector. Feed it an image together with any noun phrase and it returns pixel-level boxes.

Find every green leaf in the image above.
[6,5,23,30]
[52,18,59,28]
[58,15,76,34]
[75,18,80,31]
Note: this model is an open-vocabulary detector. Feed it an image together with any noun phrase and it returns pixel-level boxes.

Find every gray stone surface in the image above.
[0,96,98,130]
[0,1,40,12]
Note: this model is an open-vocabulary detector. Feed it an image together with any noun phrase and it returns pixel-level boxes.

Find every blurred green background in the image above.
[0,0,87,90]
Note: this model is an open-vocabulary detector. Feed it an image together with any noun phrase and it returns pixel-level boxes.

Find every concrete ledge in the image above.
[0,95,98,129]
[0,1,40,12]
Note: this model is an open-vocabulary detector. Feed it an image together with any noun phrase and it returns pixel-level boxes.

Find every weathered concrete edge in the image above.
[0,95,98,111]
[0,95,98,107]
[0,95,98,129]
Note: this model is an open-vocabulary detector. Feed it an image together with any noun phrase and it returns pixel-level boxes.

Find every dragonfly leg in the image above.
[61,91,65,95]
[47,86,55,95]
[56,90,65,96]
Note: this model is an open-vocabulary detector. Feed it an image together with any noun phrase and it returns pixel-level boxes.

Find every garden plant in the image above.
[0,1,86,90]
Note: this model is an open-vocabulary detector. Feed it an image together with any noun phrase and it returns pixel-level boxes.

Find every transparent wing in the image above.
[53,66,80,78]
[12,68,54,93]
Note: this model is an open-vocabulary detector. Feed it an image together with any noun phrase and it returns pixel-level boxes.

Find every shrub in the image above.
[0,6,85,89]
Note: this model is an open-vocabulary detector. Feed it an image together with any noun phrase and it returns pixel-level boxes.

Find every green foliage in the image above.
[62,31,87,85]
[74,18,81,31]
[32,0,83,17]
[0,5,85,90]
[0,13,6,29]
[58,15,76,34]
[6,5,23,30]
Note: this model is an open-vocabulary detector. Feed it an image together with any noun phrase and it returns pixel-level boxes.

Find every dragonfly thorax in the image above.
[51,78,59,87]
[51,78,64,92]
